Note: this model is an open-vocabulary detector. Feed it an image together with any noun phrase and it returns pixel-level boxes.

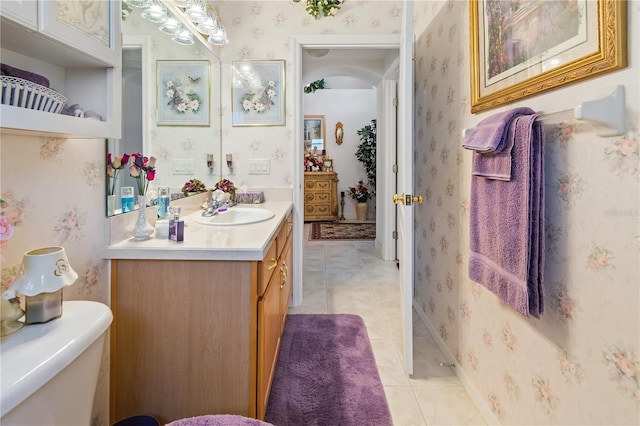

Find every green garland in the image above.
[292,0,344,20]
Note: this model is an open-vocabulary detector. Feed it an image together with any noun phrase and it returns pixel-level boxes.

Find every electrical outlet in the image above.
[249,159,270,175]
[172,159,195,175]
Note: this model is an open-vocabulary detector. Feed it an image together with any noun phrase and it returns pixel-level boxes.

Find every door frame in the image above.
[291,34,400,307]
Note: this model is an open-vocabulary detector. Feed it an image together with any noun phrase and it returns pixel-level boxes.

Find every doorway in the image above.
[292,35,400,303]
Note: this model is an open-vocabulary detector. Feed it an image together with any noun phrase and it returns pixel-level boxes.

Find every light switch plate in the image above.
[172,159,195,175]
[249,159,270,175]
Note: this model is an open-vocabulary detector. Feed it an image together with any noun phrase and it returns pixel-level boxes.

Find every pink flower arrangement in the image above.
[107,152,130,196]
[129,152,157,196]
[214,178,236,194]
[348,180,374,202]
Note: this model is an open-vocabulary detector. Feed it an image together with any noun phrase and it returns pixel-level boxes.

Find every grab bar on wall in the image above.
[462,85,626,138]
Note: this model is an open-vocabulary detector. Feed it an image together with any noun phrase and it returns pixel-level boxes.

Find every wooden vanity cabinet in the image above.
[110,215,293,424]
[257,212,292,418]
[304,171,339,221]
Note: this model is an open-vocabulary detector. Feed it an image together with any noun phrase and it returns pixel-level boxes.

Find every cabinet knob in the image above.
[268,259,278,270]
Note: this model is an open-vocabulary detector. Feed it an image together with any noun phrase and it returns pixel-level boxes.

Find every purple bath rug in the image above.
[264,314,392,426]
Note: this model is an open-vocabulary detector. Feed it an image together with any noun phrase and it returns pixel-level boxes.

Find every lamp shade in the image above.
[10,247,78,296]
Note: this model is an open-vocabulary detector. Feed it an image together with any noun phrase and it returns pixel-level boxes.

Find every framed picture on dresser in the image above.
[469,0,627,113]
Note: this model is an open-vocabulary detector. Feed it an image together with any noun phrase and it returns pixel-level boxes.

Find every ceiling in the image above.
[302,47,399,88]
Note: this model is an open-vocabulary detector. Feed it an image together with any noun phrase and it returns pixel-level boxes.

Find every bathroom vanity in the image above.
[105,200,293,423]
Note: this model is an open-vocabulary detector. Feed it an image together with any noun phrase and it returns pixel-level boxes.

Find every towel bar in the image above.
[462,85,626,138]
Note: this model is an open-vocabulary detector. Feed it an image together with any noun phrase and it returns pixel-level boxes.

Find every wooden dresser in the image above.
[304,172,339,221]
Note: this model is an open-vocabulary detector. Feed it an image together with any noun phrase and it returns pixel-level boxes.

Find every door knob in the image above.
[393,193,424,205]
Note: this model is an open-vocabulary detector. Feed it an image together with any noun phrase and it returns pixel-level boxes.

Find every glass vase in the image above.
[132,195,154,241]
[107,194,116,216]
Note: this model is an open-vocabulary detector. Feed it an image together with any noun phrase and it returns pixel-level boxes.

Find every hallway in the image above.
[289,228,486,425]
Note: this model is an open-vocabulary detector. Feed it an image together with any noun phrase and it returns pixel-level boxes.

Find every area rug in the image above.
[264,314,392,426]
[309,222,375,241]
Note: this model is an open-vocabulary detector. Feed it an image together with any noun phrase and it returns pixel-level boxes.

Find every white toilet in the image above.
[1,300,113,425]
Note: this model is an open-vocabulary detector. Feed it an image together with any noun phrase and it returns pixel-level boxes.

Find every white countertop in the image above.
[103,201,293,261]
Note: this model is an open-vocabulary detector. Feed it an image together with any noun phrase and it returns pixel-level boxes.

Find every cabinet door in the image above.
[280,236,293,333]
[257,269,282,419]
[38,0,121,66]
[0,0,37,30]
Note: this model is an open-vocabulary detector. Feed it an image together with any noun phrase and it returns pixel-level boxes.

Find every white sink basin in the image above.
[194,207,275,226]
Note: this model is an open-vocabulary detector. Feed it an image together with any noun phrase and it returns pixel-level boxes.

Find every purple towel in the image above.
[165,415,274,426]
[1,63,50,88]
[470,115,518,181]
[468,114,545,318]
[463,107,535,153]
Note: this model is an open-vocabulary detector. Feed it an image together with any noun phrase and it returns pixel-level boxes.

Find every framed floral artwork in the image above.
[156,60,210,126]
[470,0,627,113]
[231,59,285,126]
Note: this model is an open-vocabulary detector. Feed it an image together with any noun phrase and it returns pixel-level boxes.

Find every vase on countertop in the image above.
[355,202,368,222]
[107,194,116,217]
[132,195,154,241]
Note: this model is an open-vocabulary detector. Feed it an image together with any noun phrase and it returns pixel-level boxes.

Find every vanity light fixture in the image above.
[172,29,195,45]
[159,17,183,35]
[184,0,207,22]
[124,0,154,8]
[141,1,169,23]
[127,0,229,48]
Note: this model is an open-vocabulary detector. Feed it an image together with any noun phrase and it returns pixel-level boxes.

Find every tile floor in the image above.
[289,226,487,426]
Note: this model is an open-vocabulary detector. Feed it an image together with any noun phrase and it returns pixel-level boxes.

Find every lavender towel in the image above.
[470,118,517,181]
[166,415,274,426]
[1,63,50,88]
[468,114,545,318]
[463,107,535,152]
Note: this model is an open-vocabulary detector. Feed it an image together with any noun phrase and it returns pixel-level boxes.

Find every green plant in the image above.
[303,78,327,93]
[355,119,376,188]
[292,0,344,20]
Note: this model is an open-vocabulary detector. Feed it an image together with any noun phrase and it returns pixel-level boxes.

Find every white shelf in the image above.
[0,105,117,139]
[0,1,121,140]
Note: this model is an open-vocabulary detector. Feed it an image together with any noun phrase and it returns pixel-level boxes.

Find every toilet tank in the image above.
[1,300,113,425]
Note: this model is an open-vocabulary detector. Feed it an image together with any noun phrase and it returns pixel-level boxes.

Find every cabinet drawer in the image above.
[304,179,331,190]
[305,204,332,214]
[304,192,331,203]
[259,240,278,296]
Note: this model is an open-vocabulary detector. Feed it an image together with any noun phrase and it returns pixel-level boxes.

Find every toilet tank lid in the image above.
[1,300,113,417]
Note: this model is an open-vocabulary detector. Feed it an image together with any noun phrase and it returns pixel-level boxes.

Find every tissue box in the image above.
[233,191,264,204]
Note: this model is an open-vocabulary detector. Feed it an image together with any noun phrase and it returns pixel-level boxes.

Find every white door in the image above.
[397,0,415,375]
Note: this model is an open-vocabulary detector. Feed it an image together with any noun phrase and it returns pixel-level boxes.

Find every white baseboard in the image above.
[412,300,501,426]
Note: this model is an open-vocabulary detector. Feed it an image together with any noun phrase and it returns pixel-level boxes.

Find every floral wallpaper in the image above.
[0,2,403,425]
[413,1,639,425]
[217,0,403,189]
[0,135,110,425]
[7,1,637,425]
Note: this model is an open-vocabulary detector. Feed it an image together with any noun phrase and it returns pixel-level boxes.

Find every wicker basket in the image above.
[1,76,67,114]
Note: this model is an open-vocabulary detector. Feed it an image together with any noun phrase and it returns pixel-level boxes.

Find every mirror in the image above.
[335,121,344,145]
[303,115,325,155]
[107,9,222,216]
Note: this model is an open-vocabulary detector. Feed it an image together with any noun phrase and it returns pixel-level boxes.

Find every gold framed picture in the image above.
[469,0,627,113]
